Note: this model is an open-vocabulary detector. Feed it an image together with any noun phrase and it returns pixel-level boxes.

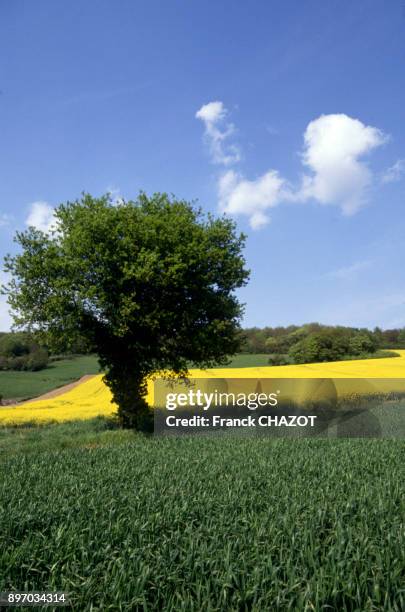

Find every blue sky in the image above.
[1,0,405,331]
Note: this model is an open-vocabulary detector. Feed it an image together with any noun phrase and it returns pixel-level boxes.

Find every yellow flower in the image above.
[2,350,405,425]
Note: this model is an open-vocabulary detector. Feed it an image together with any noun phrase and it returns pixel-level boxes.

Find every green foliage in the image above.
[0,417,129,456]
[374,327,405,348]
[242,325,300,354]
[0,425,403,610]
[3,193,249,426]
[267,353,291,366]
[288,327,378,364]
[45,334,93,356]
[348,331,377,355]
[0,332,29,357]
[265,335,293,354]
[242,323,399,365]
[0,332,49,371]
[397,328,405,346]
[0,354,275,402]
[0,355,101,401]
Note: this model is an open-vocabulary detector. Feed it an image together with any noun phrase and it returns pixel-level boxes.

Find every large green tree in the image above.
[2,193,249,427]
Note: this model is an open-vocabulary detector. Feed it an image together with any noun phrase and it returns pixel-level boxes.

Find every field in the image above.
[2,351,405,426]
[0,355,101,401]
[218,353,272,367]
[1,355,404,610]
[0,420,403,611]
[0,354,272,402]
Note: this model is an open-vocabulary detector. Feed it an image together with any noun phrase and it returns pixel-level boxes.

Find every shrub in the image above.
[289,330,348,364]
[348,331,377,355]
[24,348,49,371]
[0,333,29,358]
[267,354,290,366]
[0,333,49,371]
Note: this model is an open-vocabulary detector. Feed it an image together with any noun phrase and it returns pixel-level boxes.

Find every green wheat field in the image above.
[0,419,404,611]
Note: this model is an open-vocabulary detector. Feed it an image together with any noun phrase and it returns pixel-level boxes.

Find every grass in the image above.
[220,353,271,368]
[0,416,131,457]
[0,355,101,400]
[1,351,404,403]
[0,419,404,611]
[338,349,400,361]
[0,354,271,401]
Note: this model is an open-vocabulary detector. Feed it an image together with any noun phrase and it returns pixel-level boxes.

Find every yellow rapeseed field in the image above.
[2,350,405,425]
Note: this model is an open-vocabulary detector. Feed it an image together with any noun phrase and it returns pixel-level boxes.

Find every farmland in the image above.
[1,356,404,610]
[0,355,101,401]
[1,349,404,610]
[0,354,272,403]
[2,350,405,426]
[0,421,403,611]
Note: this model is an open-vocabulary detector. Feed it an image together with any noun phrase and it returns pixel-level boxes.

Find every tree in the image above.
[398,328,405,347]
[2,193,249,427]
[288,329,349,364]
[0,332,49,371]
[288,335,324,364]
[348,331,377,355]
[380,329,400,347]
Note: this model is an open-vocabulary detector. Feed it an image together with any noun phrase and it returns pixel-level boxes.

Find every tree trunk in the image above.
[103,363,152,430]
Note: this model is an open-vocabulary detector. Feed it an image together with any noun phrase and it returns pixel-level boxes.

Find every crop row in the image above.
[1,435,404,610]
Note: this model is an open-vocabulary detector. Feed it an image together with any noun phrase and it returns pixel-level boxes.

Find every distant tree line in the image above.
[0,332,49,371]
[240,324,405,365]
[1,323,404,372]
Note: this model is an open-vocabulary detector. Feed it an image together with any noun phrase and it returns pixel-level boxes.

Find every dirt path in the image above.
[5,375,97,407]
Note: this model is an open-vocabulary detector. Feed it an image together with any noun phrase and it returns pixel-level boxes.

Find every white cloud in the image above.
[298,114,387,215]
[381,159,405,183]
[218,169,288,229]
[326,259,372,280]
[195,101,240,166]
[211,112,387,229]
[196,101,225,124]
[26,201,56,233]
[196,105,389,229]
